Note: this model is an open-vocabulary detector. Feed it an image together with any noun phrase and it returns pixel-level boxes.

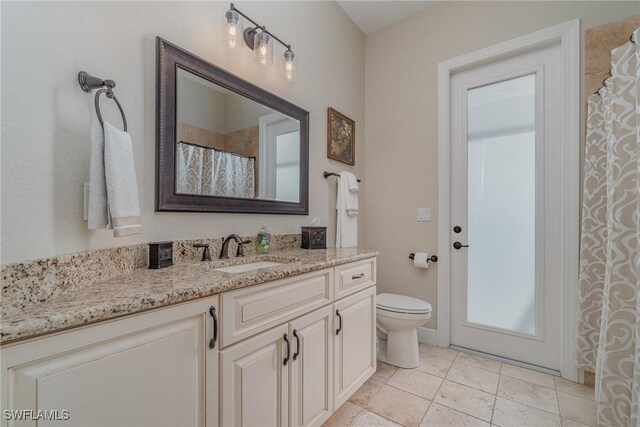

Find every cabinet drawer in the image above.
[221,269,334,347]
[334,258,376,299]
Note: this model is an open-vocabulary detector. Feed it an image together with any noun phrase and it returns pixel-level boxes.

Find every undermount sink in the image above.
[214,261,284,274]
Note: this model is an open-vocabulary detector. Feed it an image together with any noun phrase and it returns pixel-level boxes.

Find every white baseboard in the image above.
[417,327,438,346]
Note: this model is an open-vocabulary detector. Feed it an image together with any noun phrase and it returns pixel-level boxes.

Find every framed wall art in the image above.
[327,107,355,165]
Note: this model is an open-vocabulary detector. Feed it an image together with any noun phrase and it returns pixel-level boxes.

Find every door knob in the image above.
[453,241,469,250]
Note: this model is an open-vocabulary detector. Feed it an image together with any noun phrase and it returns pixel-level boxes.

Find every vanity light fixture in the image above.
[283,49,296,81]
[253,32,273,66]
[223,9,242,50]
[224,3,296,80]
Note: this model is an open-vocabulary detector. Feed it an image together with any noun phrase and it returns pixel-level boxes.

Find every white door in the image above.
[220,324,289,427]
[449,41,563,370]
[289,306,334,427]
[3,297,218,427]
[333,287,376,407]
[259,112,300,201]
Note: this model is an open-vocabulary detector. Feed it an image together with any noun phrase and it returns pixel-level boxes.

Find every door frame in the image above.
[436,19,580,380]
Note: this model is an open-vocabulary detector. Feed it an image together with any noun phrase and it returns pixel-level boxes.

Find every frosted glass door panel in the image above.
[466,74,537,335]
[275,131,300,202]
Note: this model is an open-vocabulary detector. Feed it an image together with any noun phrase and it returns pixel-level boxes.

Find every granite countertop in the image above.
[0,248,377,345]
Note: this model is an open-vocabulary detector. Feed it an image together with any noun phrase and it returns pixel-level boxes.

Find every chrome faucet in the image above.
[220,234,252,259]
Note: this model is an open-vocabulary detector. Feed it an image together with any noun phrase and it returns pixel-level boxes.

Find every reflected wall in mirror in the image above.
[176,69,301,202]
[157,37,309,214]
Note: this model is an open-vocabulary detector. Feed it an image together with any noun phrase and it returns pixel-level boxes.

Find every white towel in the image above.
[346,173,359,193]
[88,119,110,230]
[103,122,142,237]
[336,172,358,248]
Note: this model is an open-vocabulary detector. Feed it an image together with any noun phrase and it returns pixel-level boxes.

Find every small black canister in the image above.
[149,241,173,269]
[301,227,327,250]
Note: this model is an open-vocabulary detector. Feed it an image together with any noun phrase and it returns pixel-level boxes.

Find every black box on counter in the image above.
[301,227,327,250]
[149,241,173,269]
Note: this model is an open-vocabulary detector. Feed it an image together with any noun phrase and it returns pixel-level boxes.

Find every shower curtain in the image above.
[576,27,639,426]
[176,142,255,198]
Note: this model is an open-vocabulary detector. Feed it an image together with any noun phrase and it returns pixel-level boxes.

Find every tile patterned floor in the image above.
[323,344,596,427]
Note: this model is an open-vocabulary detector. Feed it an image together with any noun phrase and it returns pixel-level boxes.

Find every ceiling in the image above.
[337,1,439,34]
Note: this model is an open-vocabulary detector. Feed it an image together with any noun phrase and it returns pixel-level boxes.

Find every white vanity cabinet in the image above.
[0,256,377,427]
[220,261,376,427]
[220,304,335,427]
[220,323,290,427]
[333,286,377,407]
[289,305,334,427]
[220,270,376,427]
[0,296,219,427]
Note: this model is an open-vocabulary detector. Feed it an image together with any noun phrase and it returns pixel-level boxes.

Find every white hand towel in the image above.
[346,173,359,193]
[336,172,358,248]
[103,122,142,237]
[342,172,359,214]
[88,119,110,230]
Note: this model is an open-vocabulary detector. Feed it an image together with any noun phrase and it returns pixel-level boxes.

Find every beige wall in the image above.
[1,1,365,264]
[362,1,640,330]
[585,14,640,95]
[177,75,229,134]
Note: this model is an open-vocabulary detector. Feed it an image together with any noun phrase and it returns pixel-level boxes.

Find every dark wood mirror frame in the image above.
[156,37,309,214]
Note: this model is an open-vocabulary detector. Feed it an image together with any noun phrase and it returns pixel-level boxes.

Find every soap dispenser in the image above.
[256,221,271,254]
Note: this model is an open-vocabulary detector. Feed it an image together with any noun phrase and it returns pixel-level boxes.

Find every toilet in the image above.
[376,293,432,369]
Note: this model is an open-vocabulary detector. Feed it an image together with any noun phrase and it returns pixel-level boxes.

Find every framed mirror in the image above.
[156,37,309,214]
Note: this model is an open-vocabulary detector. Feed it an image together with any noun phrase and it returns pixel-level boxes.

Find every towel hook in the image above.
[78,71,128,132]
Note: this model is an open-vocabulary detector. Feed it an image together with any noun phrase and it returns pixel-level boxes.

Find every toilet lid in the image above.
[377,293,432,314]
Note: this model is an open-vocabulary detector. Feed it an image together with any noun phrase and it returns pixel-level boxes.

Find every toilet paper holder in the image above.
[409,253,438,263]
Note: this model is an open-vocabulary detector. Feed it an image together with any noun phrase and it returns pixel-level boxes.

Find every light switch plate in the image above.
[417,208,431,222]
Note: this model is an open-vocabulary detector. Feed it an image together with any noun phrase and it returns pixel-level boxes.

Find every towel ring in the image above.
[78,71,128,132]
[94,88,127,132]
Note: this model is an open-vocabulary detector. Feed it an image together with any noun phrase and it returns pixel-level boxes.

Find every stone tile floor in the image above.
[323,344,595,427]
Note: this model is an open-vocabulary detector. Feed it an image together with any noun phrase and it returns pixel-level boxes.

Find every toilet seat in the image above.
[377,293,432,315]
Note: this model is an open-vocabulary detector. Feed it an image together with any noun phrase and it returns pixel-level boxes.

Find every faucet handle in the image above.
[193,243,211,262]
[236,239,252,257]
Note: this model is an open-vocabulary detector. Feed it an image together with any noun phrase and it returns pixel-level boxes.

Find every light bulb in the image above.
[253,31,273,66]
[282,49,296,81]
[223,9,241,50]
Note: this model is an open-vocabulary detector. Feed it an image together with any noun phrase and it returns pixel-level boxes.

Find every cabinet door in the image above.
[220,324,289,427]
[289,306,333,427]
[1,297,219,427]
[333,286,376,407]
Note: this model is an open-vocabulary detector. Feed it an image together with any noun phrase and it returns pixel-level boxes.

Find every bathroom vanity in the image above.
[0,249,377,427]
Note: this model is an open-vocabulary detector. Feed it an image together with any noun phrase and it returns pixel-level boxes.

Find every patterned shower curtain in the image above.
[576,27,639,426]
[176,142,255,198]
